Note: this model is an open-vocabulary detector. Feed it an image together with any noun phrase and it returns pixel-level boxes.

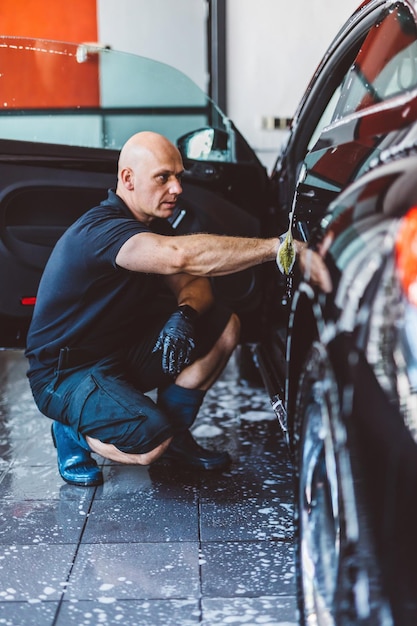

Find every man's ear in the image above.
[121,167,134,190]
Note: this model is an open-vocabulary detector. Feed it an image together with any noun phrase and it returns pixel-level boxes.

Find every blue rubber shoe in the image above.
[51,421,103,486]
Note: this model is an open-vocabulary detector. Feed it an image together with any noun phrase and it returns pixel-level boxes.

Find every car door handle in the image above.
[299,189,316,198]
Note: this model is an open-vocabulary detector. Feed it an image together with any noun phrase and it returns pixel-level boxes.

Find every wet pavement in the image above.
[0,348,297,626]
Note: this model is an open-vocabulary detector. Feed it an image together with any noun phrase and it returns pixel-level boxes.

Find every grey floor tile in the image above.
[0,464,82,500]
[83,497,199,543]
[96,463,199,501]
[201,596,298,625]
[56,598,201,625]
[199,458,294,503]
[0,544,77,601]
[67,542,200,600]
[200,498,294,542]
[201,541,296,597]
[12,428,58,466]
[0,436,25,472]
[0,386,44,438]
[0,499,86,544]
[0,601,58,626]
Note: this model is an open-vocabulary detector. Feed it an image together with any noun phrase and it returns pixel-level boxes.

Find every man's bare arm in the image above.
[115,232,280,277]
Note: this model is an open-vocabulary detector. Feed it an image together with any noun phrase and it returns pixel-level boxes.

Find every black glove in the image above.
[152,305,198,376]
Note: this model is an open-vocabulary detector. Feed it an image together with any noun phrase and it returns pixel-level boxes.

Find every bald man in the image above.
[25,131,281,486]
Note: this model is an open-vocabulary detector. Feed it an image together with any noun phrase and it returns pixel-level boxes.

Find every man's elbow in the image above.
[167,244,198,274]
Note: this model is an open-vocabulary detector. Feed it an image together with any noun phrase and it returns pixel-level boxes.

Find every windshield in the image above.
[0,36,233,156]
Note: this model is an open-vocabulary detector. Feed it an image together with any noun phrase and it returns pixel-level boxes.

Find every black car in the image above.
[251,1,417,624]
[3,2,417,623]
[287,143,417,626]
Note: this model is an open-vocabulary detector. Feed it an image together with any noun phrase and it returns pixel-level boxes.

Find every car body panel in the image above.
[286,130,417,625]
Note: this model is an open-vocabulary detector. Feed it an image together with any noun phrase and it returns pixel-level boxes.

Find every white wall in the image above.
[226,0,360,170]
[97,0,208,90]
[97,0,361,170]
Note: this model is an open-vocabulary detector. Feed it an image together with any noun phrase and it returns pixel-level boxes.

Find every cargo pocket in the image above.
[35,378,66,423]
[72,369,172,452]
[66,374,98,433]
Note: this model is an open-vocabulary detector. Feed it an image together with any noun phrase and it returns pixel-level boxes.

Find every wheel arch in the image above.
[294,340,391,625]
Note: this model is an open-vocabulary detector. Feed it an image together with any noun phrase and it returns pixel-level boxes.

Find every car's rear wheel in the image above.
[294,343,390,625]
[296,345,341,625]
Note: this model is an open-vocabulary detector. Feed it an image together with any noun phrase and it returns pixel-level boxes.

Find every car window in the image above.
[306,84,343,152]
[333,4,417,120]
[0,36,247,163]
[292,25,368,166]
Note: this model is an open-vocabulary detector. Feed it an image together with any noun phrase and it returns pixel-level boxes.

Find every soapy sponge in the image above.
[276,229,296,275]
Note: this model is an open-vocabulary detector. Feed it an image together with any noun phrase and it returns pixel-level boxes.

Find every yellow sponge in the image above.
[276,230,296,275]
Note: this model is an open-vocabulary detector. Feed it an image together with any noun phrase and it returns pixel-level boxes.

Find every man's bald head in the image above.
[115,131,184,224]
[117,131,181,178]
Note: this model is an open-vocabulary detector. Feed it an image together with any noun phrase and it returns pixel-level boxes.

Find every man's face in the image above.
[128,147,184,224]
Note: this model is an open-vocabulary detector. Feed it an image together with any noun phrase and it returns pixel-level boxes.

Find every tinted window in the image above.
[306,84,343,152]
[334,5,417,120]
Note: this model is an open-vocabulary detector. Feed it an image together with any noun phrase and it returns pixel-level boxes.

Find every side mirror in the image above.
[177,127,231,162]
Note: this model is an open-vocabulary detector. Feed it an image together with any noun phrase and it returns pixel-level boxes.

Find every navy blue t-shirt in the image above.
[25,189,171,378]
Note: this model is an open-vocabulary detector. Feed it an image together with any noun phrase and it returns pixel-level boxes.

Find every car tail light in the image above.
[20,297,36,306]
[395,206,417,305]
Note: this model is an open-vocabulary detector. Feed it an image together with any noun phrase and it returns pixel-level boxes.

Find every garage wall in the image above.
[226,0,360,170]
[97,0,208,91]
[96,0,361,170]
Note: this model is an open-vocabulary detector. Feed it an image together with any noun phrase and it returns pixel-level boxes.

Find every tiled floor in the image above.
[0,348,298,626]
